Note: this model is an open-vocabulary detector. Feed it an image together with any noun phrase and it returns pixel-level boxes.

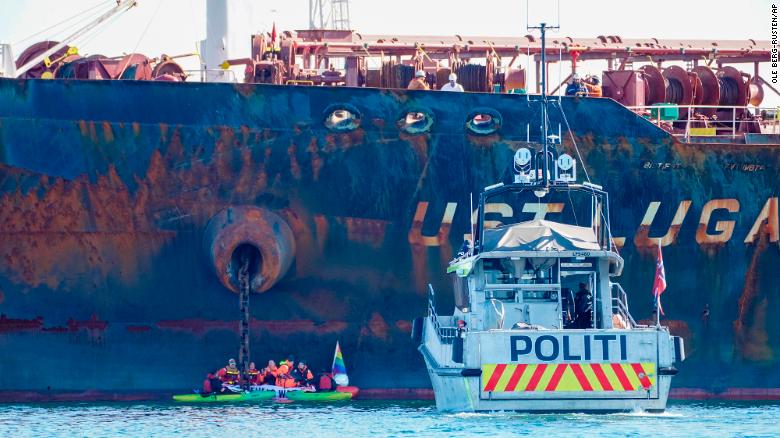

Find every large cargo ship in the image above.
[0,2,776,401]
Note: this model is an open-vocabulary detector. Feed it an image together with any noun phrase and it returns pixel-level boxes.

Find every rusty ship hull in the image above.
[0,78,778,400]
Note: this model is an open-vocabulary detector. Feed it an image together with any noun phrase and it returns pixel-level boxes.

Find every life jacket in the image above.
[246,369,261,385]
[275,364,297,388]
[220,367,241,384]
[293,367,314,385]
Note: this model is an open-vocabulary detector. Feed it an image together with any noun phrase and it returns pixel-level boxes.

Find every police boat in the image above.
[414,146,686,412]
[413,26,684,413]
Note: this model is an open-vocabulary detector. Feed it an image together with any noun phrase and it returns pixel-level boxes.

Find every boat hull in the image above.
[420,317,679,412]
[425,371,672,412]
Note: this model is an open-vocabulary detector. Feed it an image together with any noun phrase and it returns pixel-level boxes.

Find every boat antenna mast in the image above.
[527,21,559,189]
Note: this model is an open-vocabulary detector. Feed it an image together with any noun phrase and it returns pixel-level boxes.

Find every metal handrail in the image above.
[285,80,315,85]
[610,282,636,329]
[185,69,238,83]
[428,284,457,344]
[625,105,778,140]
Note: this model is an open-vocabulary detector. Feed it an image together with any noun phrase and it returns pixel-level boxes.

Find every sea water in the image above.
[0,400,777,437]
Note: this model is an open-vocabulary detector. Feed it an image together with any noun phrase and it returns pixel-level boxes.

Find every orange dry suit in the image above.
[584,82,602,97]
[407,77,430,90]
[275,363,298,388]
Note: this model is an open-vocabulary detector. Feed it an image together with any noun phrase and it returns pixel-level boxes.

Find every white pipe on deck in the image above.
[200,0,253,82]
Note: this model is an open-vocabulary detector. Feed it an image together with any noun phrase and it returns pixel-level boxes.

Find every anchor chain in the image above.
[238,253,251,376]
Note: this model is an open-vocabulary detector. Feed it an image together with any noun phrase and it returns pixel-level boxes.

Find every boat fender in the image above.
[673,336,686,362]
[203,206,296,293]
[451,336,464,364]
[461,368,482,377]
[411,317,423,344]
[658,366,679,376]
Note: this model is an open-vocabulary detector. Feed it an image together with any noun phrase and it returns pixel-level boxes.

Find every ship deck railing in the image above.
[610,282,637,329]
[626,105,778,142]
[188,69,239,83]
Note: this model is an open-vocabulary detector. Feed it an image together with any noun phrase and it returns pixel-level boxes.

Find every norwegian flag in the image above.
[652,242,667,316]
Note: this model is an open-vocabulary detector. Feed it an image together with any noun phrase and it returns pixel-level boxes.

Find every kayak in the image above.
[286,390,353,401]
[172,387,357,403]
[172,391,274,403]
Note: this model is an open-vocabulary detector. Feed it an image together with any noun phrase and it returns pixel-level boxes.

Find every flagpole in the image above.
[332,341,339,373]
[655,241,662,328]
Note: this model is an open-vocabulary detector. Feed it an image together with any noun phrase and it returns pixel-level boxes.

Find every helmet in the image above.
[572,73,580,81]
[448,73,457,81]
[591,76,600,85]
[415,70,425,78]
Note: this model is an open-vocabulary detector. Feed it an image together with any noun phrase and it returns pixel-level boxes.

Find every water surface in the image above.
[1,400,777,437]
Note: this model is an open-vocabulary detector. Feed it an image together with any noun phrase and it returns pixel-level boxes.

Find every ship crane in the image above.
[13,0,138,78]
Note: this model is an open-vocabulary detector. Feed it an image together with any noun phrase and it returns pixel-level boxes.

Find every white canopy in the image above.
[482,219,601,252]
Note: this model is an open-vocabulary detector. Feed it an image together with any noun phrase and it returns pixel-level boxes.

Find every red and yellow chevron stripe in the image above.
[481,363,656,392]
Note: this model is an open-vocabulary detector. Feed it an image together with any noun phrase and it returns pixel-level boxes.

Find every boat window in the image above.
[466,109,502,135]
[521,290,558,301]
[482,258,519,284]
[518,259,557,285]
[397,110,435,134]
[482,257,557,285]
[485,289,516,302]
[323,104,361,132]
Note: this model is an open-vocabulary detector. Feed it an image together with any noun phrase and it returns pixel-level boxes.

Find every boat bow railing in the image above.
[610,282,636,329]
[428,284,457,344]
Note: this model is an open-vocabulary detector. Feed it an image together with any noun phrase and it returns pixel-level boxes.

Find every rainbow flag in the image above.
[332,341,349,386]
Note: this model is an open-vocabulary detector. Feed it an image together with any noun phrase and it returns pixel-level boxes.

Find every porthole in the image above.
[323,104,361,132]
[397,110,435,134]
[466,108,502,135]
